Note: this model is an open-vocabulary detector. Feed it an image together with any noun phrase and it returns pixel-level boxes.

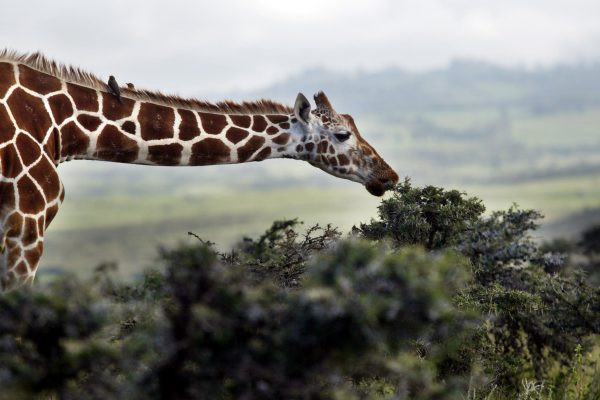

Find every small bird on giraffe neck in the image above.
[107,75,122,104]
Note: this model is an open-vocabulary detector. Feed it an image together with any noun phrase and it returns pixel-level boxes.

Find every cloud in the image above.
[1,0,599,94]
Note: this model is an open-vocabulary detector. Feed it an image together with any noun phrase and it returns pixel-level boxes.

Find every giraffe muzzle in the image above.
[365,168,399,196]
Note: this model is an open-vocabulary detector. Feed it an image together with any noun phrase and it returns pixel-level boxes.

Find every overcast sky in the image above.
[2,0,599,95]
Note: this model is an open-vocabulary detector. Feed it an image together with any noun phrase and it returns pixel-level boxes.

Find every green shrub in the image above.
[354,178,485,250]
[2,180,600,399]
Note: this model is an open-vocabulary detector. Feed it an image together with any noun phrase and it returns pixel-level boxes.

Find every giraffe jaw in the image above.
[365,181,387,196]
[307,160,395,197]
[365,166,400,196]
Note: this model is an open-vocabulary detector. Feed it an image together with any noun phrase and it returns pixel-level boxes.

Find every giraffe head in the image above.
[292,91,399,196]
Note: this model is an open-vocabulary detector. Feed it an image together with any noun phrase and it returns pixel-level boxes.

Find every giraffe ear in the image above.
[294,93,311,125]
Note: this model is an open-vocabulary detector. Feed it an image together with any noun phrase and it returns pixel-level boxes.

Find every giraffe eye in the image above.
[334,131,351,142]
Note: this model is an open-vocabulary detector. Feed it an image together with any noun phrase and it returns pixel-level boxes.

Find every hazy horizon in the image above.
[2,0,599,95]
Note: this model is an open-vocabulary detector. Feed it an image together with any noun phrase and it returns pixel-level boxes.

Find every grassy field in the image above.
[42,185,382,277]
[41,171,600,278]
[465,173,600,220]
[512,107,600,147]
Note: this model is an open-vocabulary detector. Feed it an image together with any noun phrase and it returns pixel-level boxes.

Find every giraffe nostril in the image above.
[378,177,396,187]
[378,169,399,186]
[376,172,399,190]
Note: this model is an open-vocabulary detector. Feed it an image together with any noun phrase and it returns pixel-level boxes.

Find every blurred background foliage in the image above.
[2,181,600,399]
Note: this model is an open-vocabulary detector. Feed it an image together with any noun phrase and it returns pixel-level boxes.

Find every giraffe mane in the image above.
[0,49,293,115]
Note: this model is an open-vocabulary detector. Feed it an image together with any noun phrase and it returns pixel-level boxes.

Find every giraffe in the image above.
[0,50,399,291]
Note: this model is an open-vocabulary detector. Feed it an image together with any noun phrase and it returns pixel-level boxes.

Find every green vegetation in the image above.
[3,181,600,399]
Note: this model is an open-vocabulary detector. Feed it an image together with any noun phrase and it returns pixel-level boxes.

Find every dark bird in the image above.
[126,82,135,89]
[107,75,122,104]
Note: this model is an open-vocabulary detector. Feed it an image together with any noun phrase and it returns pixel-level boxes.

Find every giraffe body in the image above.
[0,50,398,290]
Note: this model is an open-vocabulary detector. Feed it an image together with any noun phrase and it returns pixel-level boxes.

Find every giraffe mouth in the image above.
[365,181,386,196]
[365,170,400,196]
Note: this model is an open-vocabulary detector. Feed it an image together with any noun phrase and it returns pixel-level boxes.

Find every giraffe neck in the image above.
[2,54,402,291]
[51,82,303,167]
[0,60,304,290]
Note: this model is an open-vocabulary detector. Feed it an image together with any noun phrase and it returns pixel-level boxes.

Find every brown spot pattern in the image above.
[338,154,350,165]
[48,94,74,125]
[190,138,230,165]
[279,122,290,129]
[18,176,45,214]
[121,121,136,135]
[102,95,135,121]
[77,115,102,132]
[15,133,41,165]
[199,112,227,135]
[237,136,265,162]
[60,122,90,158]
[67,83,99,112]
[318,141,328,153]
[1,144,23,178]
[253,147,271,161]
[7,88,52,141]
[0,104,16,144]
[22,217,39,245]
[271,133,290,145]
[266,115,288,124]
[0,62,16,98]
[37,216,44,235]
[139,102,175,140]
[25,247,42,268]
[178,109,200,141]
[305,143,315,152]
[266,126,278,135]
[225,127,249,144]
[0,182,15,209]
[28,157,60,200]
[5,212,23,238]
[95,125,139,163]
[15,261,28,276]
[230,115,251,128]
[43,128,59,162]
[18,65,61,95]
[147,143,183,166]
[251,116,267,132]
